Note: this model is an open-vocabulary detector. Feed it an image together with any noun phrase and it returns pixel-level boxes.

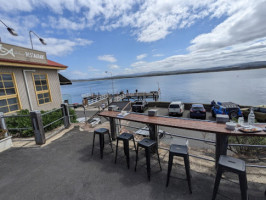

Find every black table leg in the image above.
[215,134,228,168]
[110,117,117,141]
[147,124,158,142]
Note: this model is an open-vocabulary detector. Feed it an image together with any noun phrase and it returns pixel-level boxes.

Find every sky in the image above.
[0,0,266,80]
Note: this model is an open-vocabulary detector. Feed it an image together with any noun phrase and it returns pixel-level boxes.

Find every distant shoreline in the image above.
[71,61,266,82]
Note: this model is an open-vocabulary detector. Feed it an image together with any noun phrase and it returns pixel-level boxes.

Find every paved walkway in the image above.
[0,127,265,200]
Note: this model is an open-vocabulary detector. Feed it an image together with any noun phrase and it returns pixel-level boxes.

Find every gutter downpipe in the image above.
[23,69,36,111]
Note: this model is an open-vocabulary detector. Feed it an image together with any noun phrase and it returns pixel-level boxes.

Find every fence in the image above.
[0,103,71,145]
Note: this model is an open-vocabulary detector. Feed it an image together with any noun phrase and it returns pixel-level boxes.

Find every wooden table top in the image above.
[99,111,266,136]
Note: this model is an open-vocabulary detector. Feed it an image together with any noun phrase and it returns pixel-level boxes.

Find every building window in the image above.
[33,73,51,105]
[0,73,21,114]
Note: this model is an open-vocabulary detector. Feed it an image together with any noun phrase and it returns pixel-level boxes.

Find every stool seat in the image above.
[95,128,109,134]
[166,144,192,193]
[219,155,245,172]
[135,138,161,181]
[117,132,134,140]
[115,132,136,169]
[91,128,113,159]
[138,138,157,148]
[170,144,188,155]
[212,155,248,200]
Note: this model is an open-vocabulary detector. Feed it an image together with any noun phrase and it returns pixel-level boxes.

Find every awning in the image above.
[59,73,72,85]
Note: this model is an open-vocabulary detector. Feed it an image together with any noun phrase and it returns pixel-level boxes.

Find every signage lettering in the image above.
[0,42,47,64]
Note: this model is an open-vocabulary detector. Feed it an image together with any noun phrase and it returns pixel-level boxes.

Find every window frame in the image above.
[0,72,22,114]
[32,73,52,106]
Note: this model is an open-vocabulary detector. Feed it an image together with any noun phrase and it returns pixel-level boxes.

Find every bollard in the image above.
[30,110,46,145]
[61,103,70,128]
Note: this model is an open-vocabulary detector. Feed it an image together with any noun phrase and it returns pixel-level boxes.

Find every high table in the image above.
[99,111,266,166]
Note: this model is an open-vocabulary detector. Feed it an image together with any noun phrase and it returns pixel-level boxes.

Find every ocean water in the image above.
[61,69,266,106]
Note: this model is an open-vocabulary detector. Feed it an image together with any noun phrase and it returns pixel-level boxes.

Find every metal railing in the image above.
[0,104,71,145]
[114,120,266,169]
[41,107,64,129]
[1,114,32,134]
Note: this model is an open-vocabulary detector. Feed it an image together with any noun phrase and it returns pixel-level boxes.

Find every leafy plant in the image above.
[5,109,32,137]
[5,108,77,138]
[229,136,266,155]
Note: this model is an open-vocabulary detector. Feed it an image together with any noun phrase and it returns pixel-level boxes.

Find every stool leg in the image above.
[239,172,248,200]
[156,146,162,171]
[166,153,173,187]
[124,140,130,169]
[184,155,192,194]
[132,136,137,152]
[107,132,114,152]
[115,139,119,164]
[145,147,151,181]
[99,134,104,159]
[135,144,139,172]
[91,132,96,155]
[212,167,223,200]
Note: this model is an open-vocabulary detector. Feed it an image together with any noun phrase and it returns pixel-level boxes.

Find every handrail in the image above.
[3,115,30,118]
[41,107,63,116]
[113,121,266,169]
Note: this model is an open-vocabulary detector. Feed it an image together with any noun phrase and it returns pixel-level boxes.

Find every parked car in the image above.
[132,100,148,113]
[241,105,266,122]
[211,100,242,119]
[190,104,206,119]
[168,101,184,116]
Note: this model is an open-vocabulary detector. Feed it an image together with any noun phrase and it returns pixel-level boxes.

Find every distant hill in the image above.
[71,61,266,82]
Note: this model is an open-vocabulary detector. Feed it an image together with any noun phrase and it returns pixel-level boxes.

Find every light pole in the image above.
[105,71,114,100]
[0,20,18,41]
[29,30,46,49]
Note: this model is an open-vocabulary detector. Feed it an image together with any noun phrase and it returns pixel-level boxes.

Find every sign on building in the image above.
[0,42,47,64]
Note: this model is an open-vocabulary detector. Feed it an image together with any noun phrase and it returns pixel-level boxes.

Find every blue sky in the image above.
[1,0,266,80]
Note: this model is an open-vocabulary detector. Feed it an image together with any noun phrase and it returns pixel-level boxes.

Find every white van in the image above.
[168,101,184,116]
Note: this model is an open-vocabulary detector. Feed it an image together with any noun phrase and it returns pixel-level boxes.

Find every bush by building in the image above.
[5,108,77,137]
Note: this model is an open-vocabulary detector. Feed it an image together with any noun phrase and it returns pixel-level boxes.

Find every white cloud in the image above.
[98,55,117,63]
[124,37,266,75]
[109,64,120,69]
[1,0,256,42]
[153,54,164,57]
[136,54,147,60]
[189,0,266,52]
[47,16,86,30]
[131,61,147,68]
[88,66,99,72]
[31,38,93,56]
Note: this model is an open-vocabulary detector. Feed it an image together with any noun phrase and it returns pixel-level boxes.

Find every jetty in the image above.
[123,91,159,101]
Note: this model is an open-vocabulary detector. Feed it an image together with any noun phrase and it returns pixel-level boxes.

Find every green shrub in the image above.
[5,107,77,138]
[229,136,266,155]
[5,109,32,137]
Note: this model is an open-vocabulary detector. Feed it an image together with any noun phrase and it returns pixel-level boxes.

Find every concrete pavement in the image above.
[0,127,265,200]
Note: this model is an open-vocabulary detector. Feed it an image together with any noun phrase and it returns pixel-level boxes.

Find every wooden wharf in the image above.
[123,91,159,101]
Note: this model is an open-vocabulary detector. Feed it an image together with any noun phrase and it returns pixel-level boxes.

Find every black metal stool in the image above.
[91,128,113,159]
[166,144,192,193]
[212,155,248,200]
[115,133,137,169]
[134,138,162,181]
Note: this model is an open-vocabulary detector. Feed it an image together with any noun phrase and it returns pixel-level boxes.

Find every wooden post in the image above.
[30,110,46,145]
[61,103,70,128]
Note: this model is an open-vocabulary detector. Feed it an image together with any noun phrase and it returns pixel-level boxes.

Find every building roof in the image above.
[0,58,68,70]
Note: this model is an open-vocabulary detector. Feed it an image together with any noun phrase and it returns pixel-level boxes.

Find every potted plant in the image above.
[0,129,7,140]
